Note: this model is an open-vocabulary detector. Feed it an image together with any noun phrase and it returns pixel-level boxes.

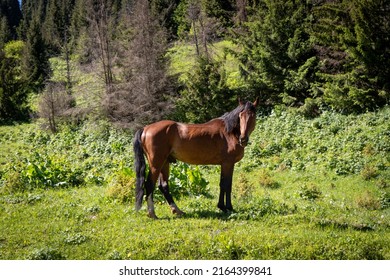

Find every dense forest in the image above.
[1,0,390,128]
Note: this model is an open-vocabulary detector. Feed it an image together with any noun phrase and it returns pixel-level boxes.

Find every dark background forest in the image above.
[1,0,390,129]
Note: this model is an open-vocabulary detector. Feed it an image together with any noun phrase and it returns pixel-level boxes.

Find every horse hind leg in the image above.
[145,171,158,219]
[158,163,185,216]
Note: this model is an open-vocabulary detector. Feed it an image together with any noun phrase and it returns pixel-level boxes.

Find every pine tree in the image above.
[0,40,29,121]
[235,0,317,105]
[22,12,49,90]
[313,0,390,112]
[175,56,235,123]
[0,0,22,48]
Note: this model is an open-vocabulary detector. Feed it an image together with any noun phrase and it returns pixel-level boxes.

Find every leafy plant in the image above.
[356,191,380,210]
[298,184,322,201]
[27,248,66,260]
[106,167,135,204]
[168,162,210,200]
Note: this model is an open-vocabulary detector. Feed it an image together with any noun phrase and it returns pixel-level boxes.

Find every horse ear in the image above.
[253,97,259,107]
[238,98,244,106]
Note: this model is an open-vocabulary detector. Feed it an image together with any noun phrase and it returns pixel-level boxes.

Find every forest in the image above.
[1,0,389,128]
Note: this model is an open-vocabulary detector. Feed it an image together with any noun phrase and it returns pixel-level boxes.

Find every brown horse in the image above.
[133,98,258,218]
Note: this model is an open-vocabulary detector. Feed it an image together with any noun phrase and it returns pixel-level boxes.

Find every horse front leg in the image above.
[218,163,234,212]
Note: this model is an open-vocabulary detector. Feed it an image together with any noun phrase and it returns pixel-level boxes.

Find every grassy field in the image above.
[0,108,389,260]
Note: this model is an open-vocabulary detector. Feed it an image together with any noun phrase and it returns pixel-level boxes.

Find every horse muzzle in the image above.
[239,136,249,147]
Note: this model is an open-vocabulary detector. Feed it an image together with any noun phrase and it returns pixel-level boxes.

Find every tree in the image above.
[85,0,118,93]
[0,0,22,42]
[22,13,49,90]
[104,0,174,127]
[0,40,29,122]
[235,0,318,105]
[38,82,75,132]
[313,0,390,112]
[175,56,236,123]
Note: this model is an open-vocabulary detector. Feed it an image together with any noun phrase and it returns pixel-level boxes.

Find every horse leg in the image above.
[144,171,157,219]
[225,164,235,212]
[145,161,168,219]
[218,163,234,212]
[158,162,185,216]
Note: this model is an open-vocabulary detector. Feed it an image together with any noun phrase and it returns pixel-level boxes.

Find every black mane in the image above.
[219,101,256,133]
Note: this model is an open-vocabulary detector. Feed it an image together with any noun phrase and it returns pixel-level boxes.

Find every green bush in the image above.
[166,162,210,201]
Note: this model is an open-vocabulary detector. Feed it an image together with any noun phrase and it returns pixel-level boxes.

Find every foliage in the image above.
[175,56,236,123]
[105,167,135,204]
[2,0,390,122]
[313,0,390,112]
[298,184,322,201]
[168,162,210,199]
[234,0,318,105]
[241,106,390,177]
[27,247,66,260]
[0,41,30,122]
[0,0,22,46]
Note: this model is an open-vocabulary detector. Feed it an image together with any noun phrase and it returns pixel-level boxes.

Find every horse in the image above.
[133,98,258,218]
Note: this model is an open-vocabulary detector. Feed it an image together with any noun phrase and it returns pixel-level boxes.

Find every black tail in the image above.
[133,129,145,211]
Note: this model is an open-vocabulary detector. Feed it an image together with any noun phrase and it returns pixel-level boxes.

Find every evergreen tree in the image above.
[235,0,318,105]
[313,0,390,112]
[0,40,29,122]
[0,16,11,49]
[0,0,22,40]
[175,56,236,123]
[22,13,49,90]
[43,0,75,55]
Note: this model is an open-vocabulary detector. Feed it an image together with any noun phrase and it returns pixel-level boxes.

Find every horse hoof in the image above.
[172,209,186,216]
[147,212,158,219]
[226,207,234,213]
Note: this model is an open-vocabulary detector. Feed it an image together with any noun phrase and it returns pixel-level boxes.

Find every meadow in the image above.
[0,107,389,260]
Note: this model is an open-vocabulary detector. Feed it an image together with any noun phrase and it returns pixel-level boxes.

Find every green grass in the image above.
[0,107,389,260]
[0,174,388,260]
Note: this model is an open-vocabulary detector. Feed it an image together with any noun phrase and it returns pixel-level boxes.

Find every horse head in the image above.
[238,98,258,147]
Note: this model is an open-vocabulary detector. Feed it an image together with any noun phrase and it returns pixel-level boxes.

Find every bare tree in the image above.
[38,82,75,133]
[235,0,248,25]
[188,1,201,56]
[187,1,222,60]
[86,0,116,94]
[104,0,175,128]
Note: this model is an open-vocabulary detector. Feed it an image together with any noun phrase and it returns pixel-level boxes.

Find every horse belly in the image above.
[171,138,224,165]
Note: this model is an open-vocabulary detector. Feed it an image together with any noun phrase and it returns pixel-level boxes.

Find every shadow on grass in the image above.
[185,209,233,220]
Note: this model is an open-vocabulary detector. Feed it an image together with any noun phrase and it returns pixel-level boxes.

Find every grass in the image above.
[0,168,389,260]
[0,107,389,260]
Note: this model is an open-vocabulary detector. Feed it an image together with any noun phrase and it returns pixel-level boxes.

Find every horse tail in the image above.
[133,128,145,211]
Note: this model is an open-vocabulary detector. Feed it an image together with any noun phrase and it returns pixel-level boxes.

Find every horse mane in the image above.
[219,101,256,133]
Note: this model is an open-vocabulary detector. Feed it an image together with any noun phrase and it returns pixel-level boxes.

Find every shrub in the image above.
[168,162,210,199]
[106,167,135,204]
[298,98,321,118]
[236,174,254,200]
[0,170,24,194]
[361,165,378,180]
[258,169,280,189]
[298,184,322,200]
[356,191,380,210]
[27,248,66,260]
